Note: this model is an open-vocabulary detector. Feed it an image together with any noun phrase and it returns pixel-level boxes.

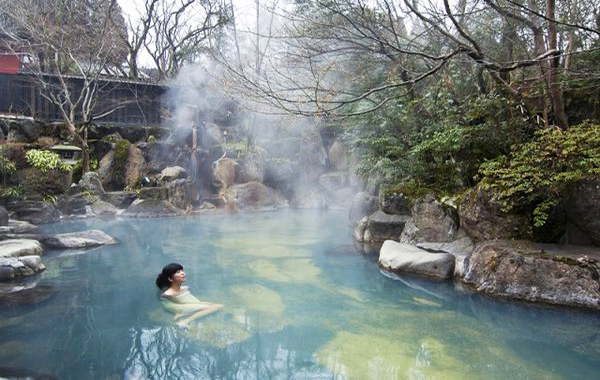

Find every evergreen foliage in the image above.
[479,122,600,227]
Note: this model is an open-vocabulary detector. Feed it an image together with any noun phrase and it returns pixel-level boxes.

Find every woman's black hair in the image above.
[156,263,184,290]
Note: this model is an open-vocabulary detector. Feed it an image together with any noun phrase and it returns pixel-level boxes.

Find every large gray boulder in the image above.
[0,206,8,226]
[78,172,105,195]
[400,194,459,244]
[462,240,600,310]
[458,188,530,242]
[379,189,411,215]
[361,211,410,243]
[124,199,181,217]
[237,151,266,183]
[139,186,168,201]
[223,181,287,211]
[166,179,198,210]
[6,200,60,224]
[0,239,43,258]
[142,141,180,174]
[0,255,45,280]
[417,236,475,278]
[7,220,37,234]
[42,230,117,248]
[126,144,145,188]
[5,118,42,143]
[565,179,600,245]
[212,157,237,193]
[58,193,93,215]
[89,200,118,216]
[158,166,188,183]
[379,240,455,279]
[102,191,138,209]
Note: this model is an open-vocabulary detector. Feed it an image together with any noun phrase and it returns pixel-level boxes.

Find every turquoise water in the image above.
[1,210,599,379]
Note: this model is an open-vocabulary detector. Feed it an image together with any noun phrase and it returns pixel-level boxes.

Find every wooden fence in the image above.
[0,73,165,126]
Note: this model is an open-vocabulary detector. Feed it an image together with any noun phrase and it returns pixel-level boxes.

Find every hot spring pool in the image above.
[1,210,599,379]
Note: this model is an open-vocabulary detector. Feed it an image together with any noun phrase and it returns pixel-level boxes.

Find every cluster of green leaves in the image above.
[341,77,530,195]
[479,122,600,227]
[0,155,16,176]
[25,149,71,172]
[0,185,22,198]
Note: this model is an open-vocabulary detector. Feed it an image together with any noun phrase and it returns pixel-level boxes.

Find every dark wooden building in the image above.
[0,71,166,126]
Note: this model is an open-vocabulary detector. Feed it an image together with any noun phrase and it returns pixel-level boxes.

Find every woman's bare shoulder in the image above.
[161,289,177,298]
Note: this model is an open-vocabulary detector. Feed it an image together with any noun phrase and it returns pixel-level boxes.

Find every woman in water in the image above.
[156,263,223,327]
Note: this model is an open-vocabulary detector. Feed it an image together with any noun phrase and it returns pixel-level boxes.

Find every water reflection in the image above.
[122,326,331,380]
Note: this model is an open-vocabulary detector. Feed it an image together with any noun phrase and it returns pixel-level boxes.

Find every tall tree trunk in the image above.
[499,18,516,83]
[528,0,551,127]
[546,0,569,129]
[81,125,90,173]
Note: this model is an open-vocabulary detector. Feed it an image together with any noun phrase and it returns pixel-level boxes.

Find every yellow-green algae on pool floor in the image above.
[316,331,562,380]
[248,258,322,285]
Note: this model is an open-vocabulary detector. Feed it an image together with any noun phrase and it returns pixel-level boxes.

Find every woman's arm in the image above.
[176,303,224,328]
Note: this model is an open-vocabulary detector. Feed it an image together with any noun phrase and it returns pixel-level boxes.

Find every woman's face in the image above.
[170,269,186,285]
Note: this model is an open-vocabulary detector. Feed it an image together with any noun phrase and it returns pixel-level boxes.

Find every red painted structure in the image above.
[0,53,20,74]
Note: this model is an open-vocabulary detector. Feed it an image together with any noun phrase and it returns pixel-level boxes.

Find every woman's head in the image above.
[156,263,184,290]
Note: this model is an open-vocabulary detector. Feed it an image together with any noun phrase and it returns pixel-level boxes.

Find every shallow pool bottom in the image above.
[0,210,599,379]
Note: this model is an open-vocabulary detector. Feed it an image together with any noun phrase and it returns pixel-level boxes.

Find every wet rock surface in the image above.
[462,240,600,310]
[158,166,188,183]
[166,179,198,210]
[42,230,117,248]
[89,200,118,216]
[458,189,530,241]
[102,191,138,209]
[417,236,475,278]
[58,193,93,215]
[124,199,181,217]
[0,239,43,258]
[379,240,455,279]
[379,190,411,215]
[349,192,378,225]
[0,255,45,279]
[364,211,410,243]
[6,201,60,224]
[7,220,37,234]
[224,181,287,211]
[400,194,459,244]
[78,172,106,195]
[565,179,600,245]
[0,206,8,226]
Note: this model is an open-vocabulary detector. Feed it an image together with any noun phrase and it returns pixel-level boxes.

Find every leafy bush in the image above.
[0,185,23,198]
[25,149,71,172]
[0,155,16,185]
[478,122,600,226]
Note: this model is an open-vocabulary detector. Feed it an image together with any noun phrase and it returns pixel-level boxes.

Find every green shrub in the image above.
[20,168,71,200]
[478,122,600,227]
[0,155,16,185]
[25,149,71,172]
[0,185,23,198]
